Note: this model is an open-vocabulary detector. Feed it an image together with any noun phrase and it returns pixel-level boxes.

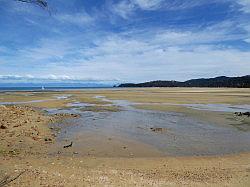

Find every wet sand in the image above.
[1,88,250,186]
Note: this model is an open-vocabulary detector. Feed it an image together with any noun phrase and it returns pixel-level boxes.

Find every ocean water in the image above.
[0,87,112,91]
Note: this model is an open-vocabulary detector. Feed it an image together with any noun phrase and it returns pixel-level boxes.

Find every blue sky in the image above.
[0,0,250,84]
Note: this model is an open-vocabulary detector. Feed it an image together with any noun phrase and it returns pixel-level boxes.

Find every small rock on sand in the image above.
[150,127,167,133]
[0,124,7,129]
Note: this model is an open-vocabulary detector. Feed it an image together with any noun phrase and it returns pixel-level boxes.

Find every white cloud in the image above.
[110,0,227,19]
[133,0,164,10]
[110,0,136,19]
[17,38,77,61]
[245,38,250,43]
[55,12,94,26]
[49,26,248,82]
[110,0,164,19]
[8,18,249,82]
[48,45,250,82]
[4,35,250,82]
[0,74,117,83]
[81,22,245,58]
[2,1,250,82]
[161,0,224,10]
[239,22,250,43]
[238,0,250,13]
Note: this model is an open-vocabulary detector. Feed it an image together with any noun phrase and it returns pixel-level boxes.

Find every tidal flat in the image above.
[0,88,250,186]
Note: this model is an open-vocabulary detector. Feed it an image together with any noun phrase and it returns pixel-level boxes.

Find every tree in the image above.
[16,0,48,9]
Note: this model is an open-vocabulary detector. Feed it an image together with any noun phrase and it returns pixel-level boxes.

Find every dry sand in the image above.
[1,154,250,186]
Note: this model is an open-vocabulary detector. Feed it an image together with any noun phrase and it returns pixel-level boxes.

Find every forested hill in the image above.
[117,76,250,88]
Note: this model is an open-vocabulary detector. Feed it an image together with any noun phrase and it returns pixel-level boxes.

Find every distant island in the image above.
[117,75,250,88]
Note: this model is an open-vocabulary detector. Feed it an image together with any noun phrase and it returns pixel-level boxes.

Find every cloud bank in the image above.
[0,0,249,83]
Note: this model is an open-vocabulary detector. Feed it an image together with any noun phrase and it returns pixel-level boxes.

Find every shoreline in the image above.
[0,105,249,186]
[1,88,250,186]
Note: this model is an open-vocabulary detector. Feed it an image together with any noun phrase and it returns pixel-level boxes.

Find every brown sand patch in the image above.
[0,154,249,186]
[0,105,78,156]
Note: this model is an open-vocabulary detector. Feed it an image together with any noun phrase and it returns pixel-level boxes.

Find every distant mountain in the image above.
[118,75,250,88]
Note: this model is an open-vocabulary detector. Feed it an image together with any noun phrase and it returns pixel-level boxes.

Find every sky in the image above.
[0,0,250,84]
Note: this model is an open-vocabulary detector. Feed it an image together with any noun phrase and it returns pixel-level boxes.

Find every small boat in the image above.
[41,86,45,90]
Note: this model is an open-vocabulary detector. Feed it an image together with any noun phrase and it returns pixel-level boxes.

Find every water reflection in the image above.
[50,97,250,156]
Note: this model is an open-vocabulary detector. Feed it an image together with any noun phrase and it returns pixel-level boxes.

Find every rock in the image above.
[0,124,7,129]
[71,114,79,118]
[235,112,243,116]
[150,127,166,132]
[235,112,250,117]
[44,138,52,142]
[63,141,73,148]
[32,137,39,141]
[243,112,250,117]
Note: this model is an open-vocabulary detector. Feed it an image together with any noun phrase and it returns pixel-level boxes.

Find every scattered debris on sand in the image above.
[63,141,73,148]
[235,112,250,117]
[150,127,168,133]
[0,170,26,187]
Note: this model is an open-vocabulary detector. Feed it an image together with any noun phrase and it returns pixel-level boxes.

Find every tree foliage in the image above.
[16,0,48,9]
[118,76,250,88]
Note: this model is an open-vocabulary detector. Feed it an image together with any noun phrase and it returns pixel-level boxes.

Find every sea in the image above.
[0,87,113,91]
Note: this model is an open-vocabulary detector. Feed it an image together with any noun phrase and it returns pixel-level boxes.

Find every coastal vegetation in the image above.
[118,75,250,88]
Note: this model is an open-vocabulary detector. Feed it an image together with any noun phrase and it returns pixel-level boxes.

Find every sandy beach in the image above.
[2,0,250,185]
[1,88,250,186]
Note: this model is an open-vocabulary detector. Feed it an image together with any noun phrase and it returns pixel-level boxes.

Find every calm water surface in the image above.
[48,98,250,156]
